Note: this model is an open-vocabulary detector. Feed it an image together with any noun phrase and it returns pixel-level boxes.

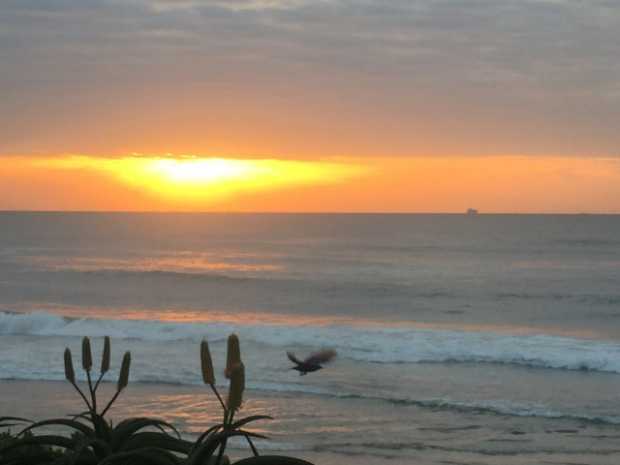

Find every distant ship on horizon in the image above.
[466,208,479,215]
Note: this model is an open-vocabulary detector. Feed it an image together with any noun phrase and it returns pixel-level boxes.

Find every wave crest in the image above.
[2,311,620,375]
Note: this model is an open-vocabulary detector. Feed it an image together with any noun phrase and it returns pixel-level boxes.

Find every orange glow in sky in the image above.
[31,155,368,204]
[2,154,620,213]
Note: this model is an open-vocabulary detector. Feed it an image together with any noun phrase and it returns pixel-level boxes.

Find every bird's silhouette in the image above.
[287,349,337,375]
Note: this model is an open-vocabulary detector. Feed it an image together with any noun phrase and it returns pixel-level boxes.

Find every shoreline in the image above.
[3,379,620,465]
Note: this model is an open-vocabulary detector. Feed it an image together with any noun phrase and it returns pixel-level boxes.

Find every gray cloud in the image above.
[1,0,619,156]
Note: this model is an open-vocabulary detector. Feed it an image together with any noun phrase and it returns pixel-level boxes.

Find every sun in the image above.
[144,158,261,184]
[36,155,367,204]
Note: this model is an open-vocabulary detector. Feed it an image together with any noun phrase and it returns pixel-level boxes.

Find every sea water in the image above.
[1,212,620,464]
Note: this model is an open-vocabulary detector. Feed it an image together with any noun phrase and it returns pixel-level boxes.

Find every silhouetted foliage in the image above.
[0,336,315,465]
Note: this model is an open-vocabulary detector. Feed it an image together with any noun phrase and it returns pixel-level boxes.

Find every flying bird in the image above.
[287,349,337,375]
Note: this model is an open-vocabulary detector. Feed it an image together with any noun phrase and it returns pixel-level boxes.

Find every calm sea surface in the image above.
[1,213,620,464]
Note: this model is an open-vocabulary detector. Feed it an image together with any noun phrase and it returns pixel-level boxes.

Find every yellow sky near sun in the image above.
[32,155,367,203]
[1,154,620,212]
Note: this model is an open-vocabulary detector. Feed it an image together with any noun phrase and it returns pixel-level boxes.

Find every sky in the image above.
[1,0,620,212]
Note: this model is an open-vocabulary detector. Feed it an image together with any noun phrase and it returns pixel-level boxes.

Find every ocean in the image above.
[1,212,620,464]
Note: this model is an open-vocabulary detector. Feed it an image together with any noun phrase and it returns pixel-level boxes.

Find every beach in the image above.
[2,213,620,464]
[2,379,620,465]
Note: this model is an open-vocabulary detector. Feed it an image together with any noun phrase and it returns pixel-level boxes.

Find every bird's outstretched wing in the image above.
[287,351,302,364]
[304,349,337,365]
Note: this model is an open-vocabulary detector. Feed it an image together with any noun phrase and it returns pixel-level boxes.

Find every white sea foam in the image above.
[2,310,620,426]
[2,311,620,374]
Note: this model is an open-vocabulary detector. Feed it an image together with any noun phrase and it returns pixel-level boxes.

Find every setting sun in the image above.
[27,155,368,205]
[146,158,264,184]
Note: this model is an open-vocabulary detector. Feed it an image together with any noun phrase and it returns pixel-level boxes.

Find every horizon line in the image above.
[1,210,619,216]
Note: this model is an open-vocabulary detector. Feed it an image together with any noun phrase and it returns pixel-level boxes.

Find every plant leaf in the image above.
[98,447,181,465]
[120,432,193,454]
[19,418,94,438]
[237,430,269,440]
[0,450,61,465]
[91,414,113,443]
[69,411,91,421]
[67,437,112,464]
[186,431,251,465]
[0,416,32,424]
[111,418,180,451]
[0,416,32,430]
[230,416,273,430]
[0,434,78,453]
[191,424,223,451]
[230,456,315,465]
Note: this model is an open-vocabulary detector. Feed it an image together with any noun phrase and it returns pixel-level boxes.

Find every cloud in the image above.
[1,0,619,156]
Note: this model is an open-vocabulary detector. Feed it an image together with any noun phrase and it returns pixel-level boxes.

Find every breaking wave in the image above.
[2,311,620,374]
